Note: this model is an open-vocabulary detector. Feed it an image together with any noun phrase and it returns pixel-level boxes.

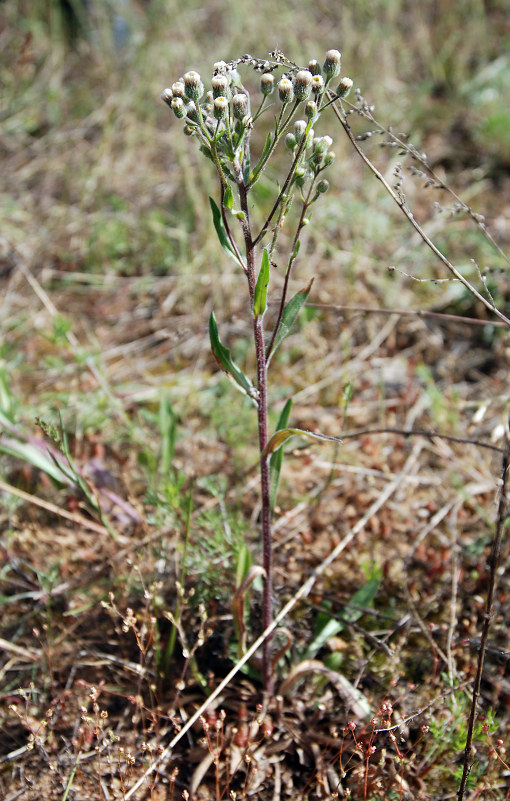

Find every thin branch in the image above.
[328,93,510,329]
[306,302,509,328]
[457,422,510,800]
[338,427,504,454]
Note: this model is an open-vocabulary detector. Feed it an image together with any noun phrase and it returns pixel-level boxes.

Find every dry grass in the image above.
[1,1,510,799]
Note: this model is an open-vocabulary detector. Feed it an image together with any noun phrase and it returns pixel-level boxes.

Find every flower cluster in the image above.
[161,50,352,195]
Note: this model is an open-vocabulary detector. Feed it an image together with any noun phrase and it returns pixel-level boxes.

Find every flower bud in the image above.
[293,119,307,143]
[336,76,353,98]
[308,59,321,76]
[232,92,249,120]
[260,73,275,96]
[212,74,230,99]
[185,101,199,122]
[183,71,204,101]
[317,179,329,194]
[294,167,306,188]
[183,124,195,136]
[278,77,294,104]
[311,74,325,95]
[293,70,313,102]
[213,96,229,120]
[171,96,186,118]
[322,49,341,80]
[324,151,335,167]
[161,87,173,106]
[285,133,297,150]
[305,100,318,120]
[171,81,186,98]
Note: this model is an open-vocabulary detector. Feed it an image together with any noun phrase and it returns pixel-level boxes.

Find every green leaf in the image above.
[235,544,252,589]
[270,277,314,356]
[263,425,341,458]
[341,579,380,623]
[209,196,237,262]
[253,248,270,317]
[224,185,233,211]
[269,398,292,512]
[209,312,256,401]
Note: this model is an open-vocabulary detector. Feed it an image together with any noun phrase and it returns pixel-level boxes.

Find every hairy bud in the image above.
[311,74,325,95]
[308,59,321,76]
[161,87,173,106]
[213,96,229,120]
[317,179,329,194]
[185,101,199,123]
[285,133,297,150]
[260,73,275,96]
[232,92,249,120]
[336,76,353,98]
[305,100,318,120]
[171,96,186,118]
[278,77,294,104]
[293,70,313,102]
[171,81,186,98]
[212,74,230,99]
[322,49,341,80]
[183,71,204,102]
[293,119,307,143]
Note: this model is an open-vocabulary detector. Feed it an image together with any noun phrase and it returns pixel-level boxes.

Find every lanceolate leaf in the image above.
[263,426,342,457]
[270,277,314,356]
[209,196,238,262]
[269,398,292,512]
[253,248,270,317]
[209,312,256,402]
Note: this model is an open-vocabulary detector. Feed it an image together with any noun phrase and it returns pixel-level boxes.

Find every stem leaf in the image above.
[269,398,292,512]
[263,425,342,457]
[253,248,270,317]
[209,196,237,261]
[224,185,233,211]
[209,312,256,401]
[271,277,314,355]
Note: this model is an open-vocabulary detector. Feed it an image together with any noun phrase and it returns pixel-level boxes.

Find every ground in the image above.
[1,2,510,799]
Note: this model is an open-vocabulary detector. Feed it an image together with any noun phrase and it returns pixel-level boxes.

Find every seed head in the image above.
[183,71,204,101]
[213,96,229,121]
[278,77,294,104]
[322,49,341,80]
[161,87,173,106]
[293,70,313,101]
[336,76,353,98]
[171,96,186,119]
[260,73,275,96]
[212,74,230,99]
[232,92,249,120]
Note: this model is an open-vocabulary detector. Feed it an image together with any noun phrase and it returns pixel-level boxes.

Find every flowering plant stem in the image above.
[163,51,345,692]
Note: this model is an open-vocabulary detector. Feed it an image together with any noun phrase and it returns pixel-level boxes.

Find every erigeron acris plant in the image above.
[162,49,353,692]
